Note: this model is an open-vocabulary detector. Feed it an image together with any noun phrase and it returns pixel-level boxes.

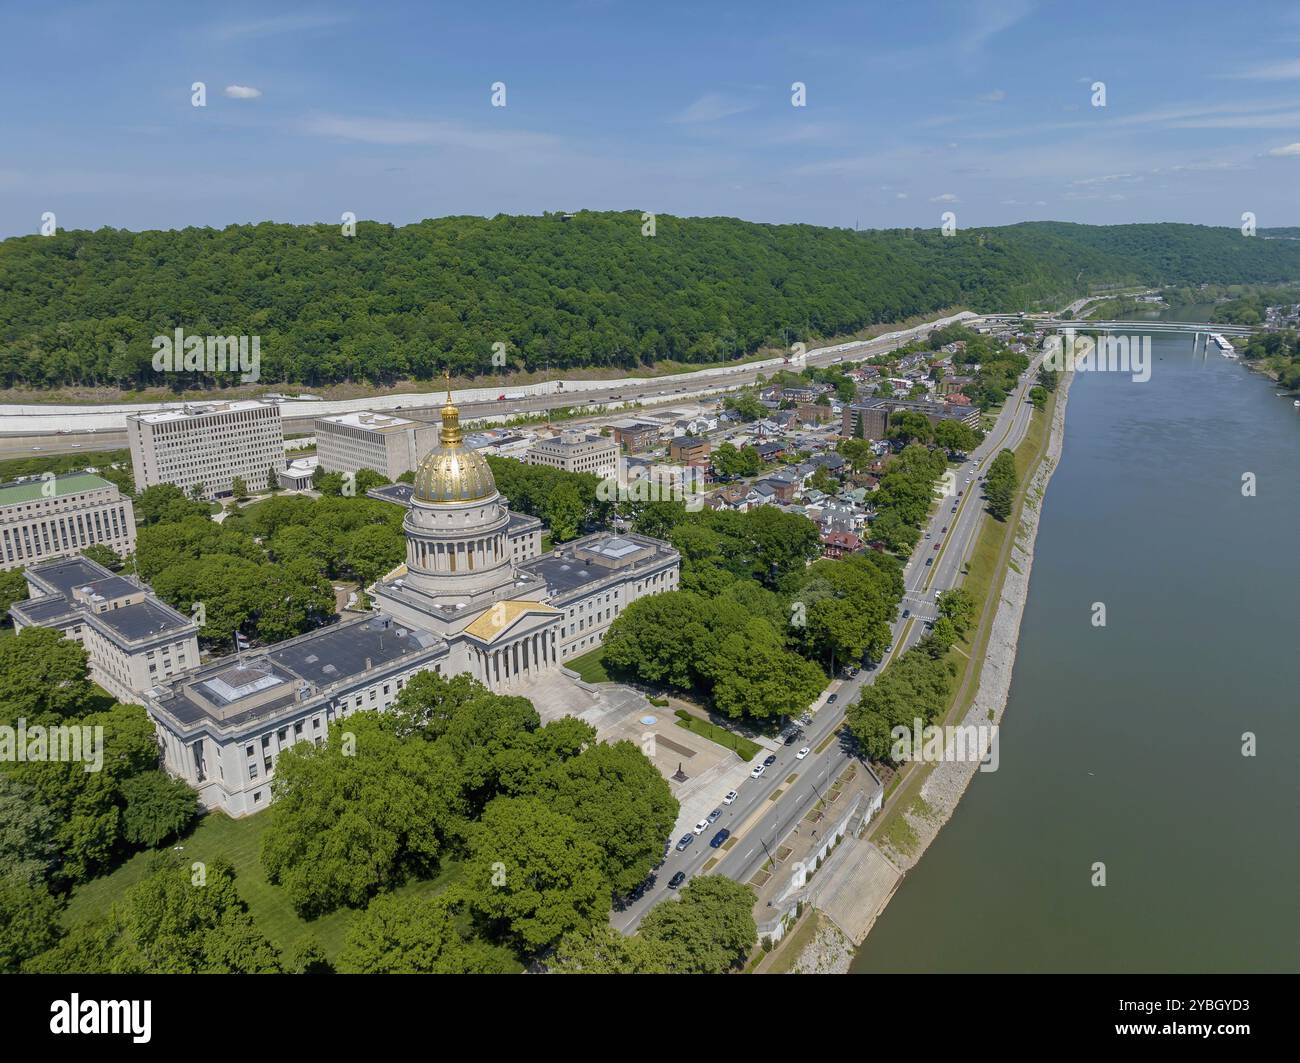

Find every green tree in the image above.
[336,892,512,974]
[0,626,95,725]
[120,771,199,848]
[637,875,757,973]
[464,796,608,953]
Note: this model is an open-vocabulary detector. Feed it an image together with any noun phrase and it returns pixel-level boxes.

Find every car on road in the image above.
[933,543,940,550]
[31,447,41,451]
[935,590,942,599]
[942,526,948,532]
[763,754,777,766]
[693,819,709,835]
[925,558,934,567]
[796,747,810,760]
[723,789,739,805]
[675,834,694,852]
[798,713,812,726]
[965,477,972,484]
[902,608,910,618]
[668,871,687,889]
[827,693,838,704]
[709,829,730,849]
[750,764,766,779]
[707,808,722,824]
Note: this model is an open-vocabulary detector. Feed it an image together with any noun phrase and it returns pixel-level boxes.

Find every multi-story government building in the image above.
[10,555,200,704]
[0,473,136,571]
[526,430,619,478]
[136,387,680,816]
[127,400,284,499]
[314,410,440,480]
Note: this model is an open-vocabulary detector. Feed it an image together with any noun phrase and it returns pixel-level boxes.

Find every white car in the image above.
[796,747,811,760]
[935,590,942,600]
[750,764,766,779]
[723,790,739,805]
[693,819,709,836]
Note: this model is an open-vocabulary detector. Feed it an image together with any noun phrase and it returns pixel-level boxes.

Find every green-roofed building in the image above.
[0,471,135,571]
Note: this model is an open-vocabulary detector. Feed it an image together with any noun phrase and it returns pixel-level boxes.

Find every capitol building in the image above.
[16,389,680,817]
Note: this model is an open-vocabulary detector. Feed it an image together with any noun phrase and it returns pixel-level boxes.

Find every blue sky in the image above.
[5,0,1300,237]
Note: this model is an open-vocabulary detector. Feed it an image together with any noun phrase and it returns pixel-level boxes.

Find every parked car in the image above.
[723,789,739,805]
[693,819,709,835]
[796,747,811,760]
[675,834,694,852]
[827,693,838,704]
[935,590,942,600]
[763,754,777,766]
[668,871,687,889]
[709,829,731,849]
[707,808,722,824]
[750,764,766,779]
[784,731,800,745]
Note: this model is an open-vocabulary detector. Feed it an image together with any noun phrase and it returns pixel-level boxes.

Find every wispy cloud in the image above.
[672,94,754,124]
[224,85,262,100]
[1222,58,1300,80]
[207,13,350,43]
[960,0,1035,53]
[300,114,561,153]
[977,89,1007,102]
[931,192,959,203]
[1266,142,1300,156]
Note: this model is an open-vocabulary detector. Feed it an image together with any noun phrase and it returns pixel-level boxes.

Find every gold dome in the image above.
[412,374,497,504]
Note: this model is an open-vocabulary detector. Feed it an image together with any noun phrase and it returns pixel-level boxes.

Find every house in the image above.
[822,530,863,559]
[747,482,779,507]
[710,484,751,512]
[762,470,801,504]
[754,440,788,463]
[809,452,847,475]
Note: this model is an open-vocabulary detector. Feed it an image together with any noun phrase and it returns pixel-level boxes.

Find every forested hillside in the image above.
[4,214,1300,390]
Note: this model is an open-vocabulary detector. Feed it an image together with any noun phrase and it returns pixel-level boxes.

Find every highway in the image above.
[613,350,1045,932]
[0,312,975,458]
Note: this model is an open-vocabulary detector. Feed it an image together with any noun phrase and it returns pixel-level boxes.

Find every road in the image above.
[0,312,974,458]
[613,350,1045,932]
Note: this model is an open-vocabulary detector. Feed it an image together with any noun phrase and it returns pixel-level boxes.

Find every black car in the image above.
[763,754,777,767]
[675,834,694,852]
[667,871,687,889]
[827,693,838,704]
[925,557,934,567]
[902,608,911,619]
[709,829,731,849]
[784,731,800,745]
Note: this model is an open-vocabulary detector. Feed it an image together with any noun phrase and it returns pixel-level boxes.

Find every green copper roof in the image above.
[0,472,114,507]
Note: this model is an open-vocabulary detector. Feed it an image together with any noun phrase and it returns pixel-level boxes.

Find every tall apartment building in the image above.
[314,411,439,480]
[841,398,982,441]
[526,430,619,477]
[127,401,284,499]
[0,473,136,571]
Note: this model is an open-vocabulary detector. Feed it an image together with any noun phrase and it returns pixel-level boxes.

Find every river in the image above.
[851,308,1300,972]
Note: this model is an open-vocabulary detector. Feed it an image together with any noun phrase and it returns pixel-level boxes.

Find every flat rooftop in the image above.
[0,473,115,507]
[25,556,117,599]
[317,411,419,433]
[130,400,277,425]
[94,599,193,641]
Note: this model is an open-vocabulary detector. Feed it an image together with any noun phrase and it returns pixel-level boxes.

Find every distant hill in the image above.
[3,213,1300,390]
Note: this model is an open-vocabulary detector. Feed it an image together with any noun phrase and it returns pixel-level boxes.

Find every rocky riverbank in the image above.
[878,371,1075,872]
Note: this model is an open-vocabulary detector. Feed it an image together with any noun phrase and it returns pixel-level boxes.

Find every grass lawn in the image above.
[63,811,463,964]
[567,645,613,684]
[674,713,762,761]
